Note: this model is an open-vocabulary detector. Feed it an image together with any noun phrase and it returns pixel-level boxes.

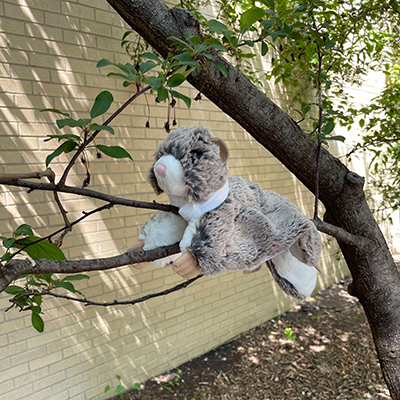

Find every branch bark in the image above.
[7,275,202,309]
[106,1,400,397]
[0,243,180,293]
[0,178,178,214]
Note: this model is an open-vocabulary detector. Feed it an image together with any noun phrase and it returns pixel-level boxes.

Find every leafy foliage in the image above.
[1,224,90,332]
[353,66,400,214]
[180,0,399,212]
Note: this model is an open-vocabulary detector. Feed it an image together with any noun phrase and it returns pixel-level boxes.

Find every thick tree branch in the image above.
[0,168,55,181]
[106,2,400,397]
[0,243,181,293]
[0,178,178,214]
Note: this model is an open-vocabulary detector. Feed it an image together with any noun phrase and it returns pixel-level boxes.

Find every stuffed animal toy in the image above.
[127,126,322,300]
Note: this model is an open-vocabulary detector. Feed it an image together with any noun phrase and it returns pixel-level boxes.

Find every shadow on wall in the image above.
[0,3,348,399]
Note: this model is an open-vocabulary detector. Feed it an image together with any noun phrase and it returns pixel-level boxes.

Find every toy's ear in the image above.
[211,137,229,162]
[148,165,164,195]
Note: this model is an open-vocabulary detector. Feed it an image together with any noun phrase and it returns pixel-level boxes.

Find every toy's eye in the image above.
[190,149,203,163]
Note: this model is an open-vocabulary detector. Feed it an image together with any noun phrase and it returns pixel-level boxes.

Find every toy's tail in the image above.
[267,248,318,300]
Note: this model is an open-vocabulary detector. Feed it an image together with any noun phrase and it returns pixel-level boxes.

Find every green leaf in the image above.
[244,40,255,47]
[104,385,111,393]
[53,280,80,294]
[324,121,335,135]
[90,91,113,119]
[359,119,365,128]
[116,375,121,380]
[3,238,15,249]
[301,101,311,115]
[140,60,157,74]
[96,58,113,68]
[168,35,190,48]
[62,274,90,281]
[46,140,78,167]
[172,52,194,63]
[96,145,133,161]
[14,224,34,238]
[31,312,44,333]
[133,383,141,390]
[214,62,228,78]
[157,86,169,102]
[5,285,26,295]
[189,35,201,46]
[121,31,133,40]
[33,295,43,306]
[240,7,265,31]
[206,19,228,34]
[116,385,124,395]
[169,90,191,108]
[90,123,114,135]
[141,52,162,63]
[31,305,41,314]
[40,108,70,117]
[204,37,226,52]
[56,118,81,129]
[106,72,131,81]
[40,273,52,283]
[11,237,67,260]
[325,40,336,50]
[147,76,163,90]
[167,74,186,87]
[1,253,12,262]
[261,41,269,56]
[194,44,209,54]
[323,135,346,142]
[44,134,82,142]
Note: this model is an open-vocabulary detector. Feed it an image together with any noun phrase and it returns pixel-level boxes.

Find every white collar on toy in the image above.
[178,181,229,222]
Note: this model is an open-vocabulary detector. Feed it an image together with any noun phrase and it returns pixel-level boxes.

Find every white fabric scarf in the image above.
[179,181,230,222]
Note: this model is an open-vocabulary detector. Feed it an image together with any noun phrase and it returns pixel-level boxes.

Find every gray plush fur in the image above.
[147,126,321,300]
[189,176,321,272]
[148,126,228,202]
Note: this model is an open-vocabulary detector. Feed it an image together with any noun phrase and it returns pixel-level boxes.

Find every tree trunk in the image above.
[106,0,400,397]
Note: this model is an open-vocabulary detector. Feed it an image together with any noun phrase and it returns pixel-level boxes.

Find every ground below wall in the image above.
[108,276,390,400]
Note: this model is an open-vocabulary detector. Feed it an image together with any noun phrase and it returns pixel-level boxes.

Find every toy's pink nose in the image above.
[156,163,166,177]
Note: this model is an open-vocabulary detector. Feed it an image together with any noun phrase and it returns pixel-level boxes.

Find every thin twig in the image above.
[58,85,151,186]
[9,275,203,309]
[9,203,115,260]
[313,14,323,220]
[45,168,71,241]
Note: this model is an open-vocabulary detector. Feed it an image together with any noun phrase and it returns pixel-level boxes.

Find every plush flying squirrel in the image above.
[127,126,322,300]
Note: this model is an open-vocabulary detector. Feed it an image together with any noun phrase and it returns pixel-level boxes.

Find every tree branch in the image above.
[0,168,55,181]
[0,178,178,214]
[7,275,202,310]
[58,85,151,186]
[0,243,181,293]
[312,217,372,249]
[9,203,115,260]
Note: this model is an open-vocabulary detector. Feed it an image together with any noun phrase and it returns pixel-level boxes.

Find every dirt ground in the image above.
[111,277,390,400]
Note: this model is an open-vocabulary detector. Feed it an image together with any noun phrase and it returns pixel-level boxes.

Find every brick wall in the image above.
[0,1,349,399]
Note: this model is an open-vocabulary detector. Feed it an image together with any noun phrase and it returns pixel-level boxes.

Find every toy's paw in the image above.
[172,252,201,279]
[243,265,262,274]
[127,240,149,270]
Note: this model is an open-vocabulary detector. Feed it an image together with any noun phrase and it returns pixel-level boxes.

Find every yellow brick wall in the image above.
[0,1,348,399]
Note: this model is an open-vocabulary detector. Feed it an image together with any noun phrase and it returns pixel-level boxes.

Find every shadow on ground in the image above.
[110,277,390,400]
